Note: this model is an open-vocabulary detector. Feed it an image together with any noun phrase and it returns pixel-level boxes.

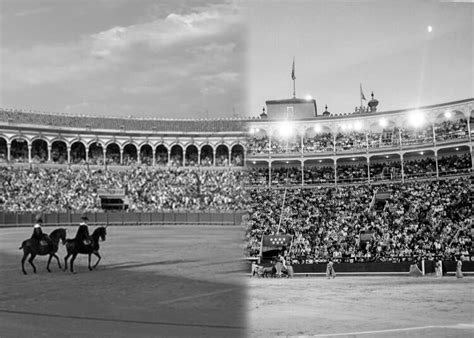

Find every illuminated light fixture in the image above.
[354,121,363,131]
[305,95,313,101]
[314,124,322,133]
[252,161,256,164]
[319,160,322,163]
[249,128,255,134]
[352,157,355,161]
[385,155,389,158]
[420,151,424,155]
[341,124,348,131]
[444,111,452,119]
[278,121,293,138]
[408,110,425,128]
[286,161,289,164]
[255,128,260,132]
[379,118,388,128]
[455,148,459,151]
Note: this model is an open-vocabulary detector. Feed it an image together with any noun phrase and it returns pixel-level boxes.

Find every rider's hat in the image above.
[34,224,41,229]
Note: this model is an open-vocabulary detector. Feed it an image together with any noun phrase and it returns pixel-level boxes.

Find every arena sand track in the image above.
[249,277,474,337]
[0,225,247,338]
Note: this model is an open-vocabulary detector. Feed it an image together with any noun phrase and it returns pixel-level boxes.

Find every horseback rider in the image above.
[76,214,93,247]
[31,215,53,249]
[277,251,288,271]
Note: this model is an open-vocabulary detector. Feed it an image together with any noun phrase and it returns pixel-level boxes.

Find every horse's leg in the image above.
[28,254,37,274]
[70,253,78,273]
[92,252,101,269]
[53,253,62,270]
[64,252,71,271]
[88,254,92,271]
[47,254,53,272]
[21,252,28,275]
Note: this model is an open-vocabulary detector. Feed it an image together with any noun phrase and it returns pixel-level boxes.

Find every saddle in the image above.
[82,239,92,246]
[39,240,49,247]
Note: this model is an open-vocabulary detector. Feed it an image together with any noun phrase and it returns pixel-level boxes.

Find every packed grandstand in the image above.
[0,97,472,263]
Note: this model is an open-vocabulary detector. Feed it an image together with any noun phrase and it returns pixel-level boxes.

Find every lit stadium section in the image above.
[247,97,473,186]
[0,109,248,167]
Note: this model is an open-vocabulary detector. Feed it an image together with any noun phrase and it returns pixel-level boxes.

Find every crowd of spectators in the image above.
[435,118,468,142]
[335,131,366,152]
[303,132,333,153]
[245,177,471,263]
[367,129,400,149]
[0,167,246,213]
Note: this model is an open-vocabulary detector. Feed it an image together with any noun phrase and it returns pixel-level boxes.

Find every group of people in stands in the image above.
[247,153,471,185]
[247,117,469,155]
[245,177,471,263]
[0,167,246,213]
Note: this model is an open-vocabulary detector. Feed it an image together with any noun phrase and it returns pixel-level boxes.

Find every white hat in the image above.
[34,224,41,229]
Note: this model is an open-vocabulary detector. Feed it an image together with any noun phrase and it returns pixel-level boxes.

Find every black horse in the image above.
[19,228,67,275]
[64,226,107,273]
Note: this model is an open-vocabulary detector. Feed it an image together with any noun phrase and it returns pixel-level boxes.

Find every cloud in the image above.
[1,1,246,118]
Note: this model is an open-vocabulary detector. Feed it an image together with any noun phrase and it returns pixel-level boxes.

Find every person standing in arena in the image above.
[455,256,463,279]
[75,215,93,247]
[326,260,336,279]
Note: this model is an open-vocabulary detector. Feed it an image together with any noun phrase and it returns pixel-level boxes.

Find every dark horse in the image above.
[64,226,107,273]
[19,228,67,275]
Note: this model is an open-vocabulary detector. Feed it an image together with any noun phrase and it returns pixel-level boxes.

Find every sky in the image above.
[0,1,472,119]
[0,0,246,118]
[247,0,473,116]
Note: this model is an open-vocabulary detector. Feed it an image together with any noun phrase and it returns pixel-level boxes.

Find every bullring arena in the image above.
[1,97,473,337]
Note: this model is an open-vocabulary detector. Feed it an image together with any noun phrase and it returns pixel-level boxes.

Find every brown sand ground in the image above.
[0,225,247,338]
[248,276,474,337]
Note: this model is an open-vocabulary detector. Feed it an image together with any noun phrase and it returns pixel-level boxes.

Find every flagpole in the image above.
[360,83,362,109]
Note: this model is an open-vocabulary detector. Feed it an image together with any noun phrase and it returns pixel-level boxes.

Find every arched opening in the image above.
[334,125,366,153]
[367,119,399,149]
[185,145,198,167]
[437,146,471,176]
[11,138,28,162]
[123,144,137,165]
[271,160,302,185]
[106,143,120,165]
[248,160,269,185]
[70,141,86,164]
[31,139,48,163]
[303,126,333,153]
[0,137,8,162]
[369,154,401,182]
[231,144,245,166]
[215,144,229,166]
[200,145,213,166]
[271,129,302,154]
[248,128,269,155]
[155,145,168,166]
[170,144,183,167]
[51,140,67,164]
[336,156,368,183]
[434,110,468,142]
[140,144,153,165]
[88,142,104,165]
[303,159,335,184]
[403,150,436,179]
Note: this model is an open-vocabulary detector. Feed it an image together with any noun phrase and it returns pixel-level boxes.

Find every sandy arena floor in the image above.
[248,276,474,337]
[0,225,247,338]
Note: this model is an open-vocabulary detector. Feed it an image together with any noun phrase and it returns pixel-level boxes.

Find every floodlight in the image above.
[420,151,424,155]
[354,121,363,131]
[385,155,389,158]
[253,161,256,164]
[319,160,322,163]
[444,111,452,119]
[314,124,322,133]
[305,95,313,101]
[455,148,459,151]
[249,128,255,134]
[255,128,260,132]
[278,121,293,138]
[379,118,388,128]
[352,157,355,161]
[408,110,425,128]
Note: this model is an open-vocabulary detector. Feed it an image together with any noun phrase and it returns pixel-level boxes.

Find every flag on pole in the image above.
[291,58,296,80]
[360,83,366,101]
